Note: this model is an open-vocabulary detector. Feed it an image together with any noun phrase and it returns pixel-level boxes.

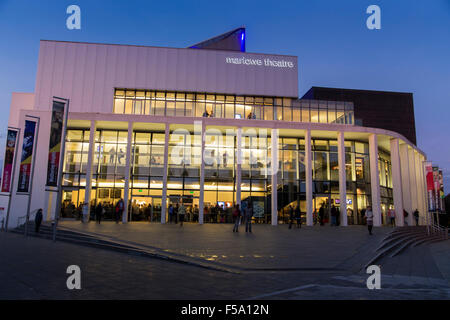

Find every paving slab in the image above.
[59,221,391,271]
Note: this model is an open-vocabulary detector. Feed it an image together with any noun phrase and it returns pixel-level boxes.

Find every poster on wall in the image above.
[1,129,18,192]
[17,120,37,193]
[46,100,66,187]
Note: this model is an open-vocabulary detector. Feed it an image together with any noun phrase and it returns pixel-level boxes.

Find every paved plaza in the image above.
[0,223,449,300]
[58,221,391,271]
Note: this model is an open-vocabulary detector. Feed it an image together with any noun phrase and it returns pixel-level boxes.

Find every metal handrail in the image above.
[17,209,39,228]
[421,212,448,240]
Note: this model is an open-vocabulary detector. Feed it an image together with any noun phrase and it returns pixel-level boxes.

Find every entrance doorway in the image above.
[314,195,330,224]
[167,194,199,223]
[129,196,162,222]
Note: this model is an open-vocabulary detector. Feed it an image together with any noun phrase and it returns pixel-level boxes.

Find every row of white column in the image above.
[82,121,425,226]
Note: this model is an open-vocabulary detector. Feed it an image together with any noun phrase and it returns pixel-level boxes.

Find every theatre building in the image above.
[2,28,429,228]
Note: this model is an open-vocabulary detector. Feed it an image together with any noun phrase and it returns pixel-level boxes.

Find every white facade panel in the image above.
[34,41,299,113]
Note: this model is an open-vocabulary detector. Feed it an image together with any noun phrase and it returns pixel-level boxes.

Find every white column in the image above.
[198,122,205,224]
[369,134,382,226]
[337,131,347,226]
[271,129,278,226]
[390,138,404,226]
[236,128,242,208]
[83,120,96,221]
[161,123,170,224]
[305,129,313,226]
[415,152,425,223]
[399,143,411,225]
[408,148,418,225]
[122,121,133,223]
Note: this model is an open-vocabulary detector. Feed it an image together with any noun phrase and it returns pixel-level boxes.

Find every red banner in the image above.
[1,129,18,192]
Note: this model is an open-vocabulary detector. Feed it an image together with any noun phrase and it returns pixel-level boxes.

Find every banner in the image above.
[1,129,18,192]
[17,120,37,193]
[433,167,441,211]
[439,170,445,213]
[425,162,434,211]
[46,101,66,186]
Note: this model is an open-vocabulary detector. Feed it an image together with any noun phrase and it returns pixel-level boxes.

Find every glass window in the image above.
[114,98,125,114]
[125,100,133,114]
[301,109,309,122]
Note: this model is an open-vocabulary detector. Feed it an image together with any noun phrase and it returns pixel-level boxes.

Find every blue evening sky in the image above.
[0,0,449,192]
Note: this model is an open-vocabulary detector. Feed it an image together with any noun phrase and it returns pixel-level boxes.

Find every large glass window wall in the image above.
[61,127,393,225]
[113,89,354,125]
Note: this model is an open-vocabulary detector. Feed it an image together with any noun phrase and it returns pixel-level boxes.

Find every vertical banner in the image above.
[1,129,18,192]
[433,167,441,212]
[46,101,66,186]
[438,170,445,213]
[17,120,37,193]
[425,162,434,211]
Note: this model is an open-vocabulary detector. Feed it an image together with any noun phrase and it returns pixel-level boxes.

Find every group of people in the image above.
[287,205,302,229]
[168,203,200,225]
[232,202,254,233]
[202,110,214,118]
[387,208,420,227]
[94,199,125,224]
[108,147,125,164]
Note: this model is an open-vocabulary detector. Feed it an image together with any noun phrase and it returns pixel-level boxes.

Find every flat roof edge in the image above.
[39,39,298,58]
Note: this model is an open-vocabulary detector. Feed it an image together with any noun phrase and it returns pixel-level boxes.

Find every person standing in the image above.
[95,202,103,224]
[295,204,302,228]
[330,205,337,226]
[115,199,124,224]
[319,204,325,226]
[178,202,186,227]
[365,206,374,235]
[168,204,174,223]
[388,208,396,227]
[244,202,254,233]
[232,204,241,232]
[288,205,294,229]
[35,208,43,233]
[403,209,409,226]
[413,209,419,226]
[174,203,179,224]
[223,152,228,168]
[109,147,116,164]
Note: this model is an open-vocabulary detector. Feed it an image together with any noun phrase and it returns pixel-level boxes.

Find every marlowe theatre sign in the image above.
[225,56,295,68]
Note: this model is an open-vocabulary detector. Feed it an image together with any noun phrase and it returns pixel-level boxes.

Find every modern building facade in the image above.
[2,29,429,228]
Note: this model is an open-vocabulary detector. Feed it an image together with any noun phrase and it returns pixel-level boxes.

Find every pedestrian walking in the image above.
[232,204,241,232]
[365,206,374,235]
[413,209,419,226]
[179,202,186,227]
[35,208,43,233]
[95,202,103,224]
[244,202,254,233]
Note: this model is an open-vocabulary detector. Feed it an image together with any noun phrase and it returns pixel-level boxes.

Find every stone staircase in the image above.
[364,226,449,268]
